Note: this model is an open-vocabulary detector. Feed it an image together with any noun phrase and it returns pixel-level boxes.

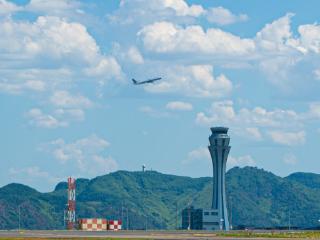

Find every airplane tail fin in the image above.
[132,79,138,84]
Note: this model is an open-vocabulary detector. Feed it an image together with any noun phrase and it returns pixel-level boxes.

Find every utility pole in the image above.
[175,202,178,230]
[145,213,148,231]
[188,206,191,230]
[121,203,124,225]
[18,205,21,231]
[289,209,291,231]
[126,207,129,230]
[230,196,233,230]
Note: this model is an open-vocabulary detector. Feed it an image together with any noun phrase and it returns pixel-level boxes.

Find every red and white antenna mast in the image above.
[66,177,76,230]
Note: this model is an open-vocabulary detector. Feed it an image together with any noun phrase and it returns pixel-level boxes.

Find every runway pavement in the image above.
[0,230,293,239]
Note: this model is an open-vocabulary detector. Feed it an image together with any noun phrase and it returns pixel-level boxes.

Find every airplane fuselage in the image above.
[132,77,162,85]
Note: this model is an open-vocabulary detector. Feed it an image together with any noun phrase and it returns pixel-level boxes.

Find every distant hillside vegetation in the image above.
[0,167,320,230]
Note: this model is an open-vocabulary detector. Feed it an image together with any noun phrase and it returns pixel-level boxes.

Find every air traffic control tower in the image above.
[205,127,230,231]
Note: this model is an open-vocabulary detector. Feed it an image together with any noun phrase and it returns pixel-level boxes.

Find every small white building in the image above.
[202,209,222,230]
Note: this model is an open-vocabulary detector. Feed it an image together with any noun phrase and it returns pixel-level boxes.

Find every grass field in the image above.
[217,231,320,238]
[2,231,320,239]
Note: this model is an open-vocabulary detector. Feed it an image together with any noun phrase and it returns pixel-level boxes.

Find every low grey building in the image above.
[181,206,203,230]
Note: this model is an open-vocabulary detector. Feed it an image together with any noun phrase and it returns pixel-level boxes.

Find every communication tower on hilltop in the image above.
[65,177,76,230]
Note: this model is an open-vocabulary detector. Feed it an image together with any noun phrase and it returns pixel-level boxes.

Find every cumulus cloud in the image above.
[27,108,67,128]
[144,65,232,98]
[127,46,144,64]
[194,100,320,145]
[228,155,256,169]
[139,106,171,118]
[112,43,144,65]
[25,0,81,15]
[138,21,255,55]
[136,13,320,88]
[162,0,204,17]
[0,79,45,94]
[166,101,193,111]
[255,13,294,53]
[0,16,123,94]
[50,90,92,108]
[26,107,85,128]
[110,0,204,26]
[206,6,248,26]
[283,153,298,165]
[196,100,301,129]
[188,147,210,160]
[288,23,320,54]
[9,166,61,186]
[182,147,210,165]
[0,0,21,15]
[267,130,306,146]
[184,146,256,170]
[313,69,320,80]
[44,135,118,176]
[244,127,263,141]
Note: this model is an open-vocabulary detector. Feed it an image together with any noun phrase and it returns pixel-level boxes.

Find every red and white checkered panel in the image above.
[108,220,122,231]
[79,218,107,231]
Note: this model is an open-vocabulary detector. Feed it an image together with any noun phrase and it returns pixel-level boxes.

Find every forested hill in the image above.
[1,167,320,230]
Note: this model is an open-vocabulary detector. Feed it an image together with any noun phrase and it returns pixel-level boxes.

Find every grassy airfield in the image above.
[1,230,320,239]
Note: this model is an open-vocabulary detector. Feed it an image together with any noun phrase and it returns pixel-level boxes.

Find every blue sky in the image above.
[1,0,320,192]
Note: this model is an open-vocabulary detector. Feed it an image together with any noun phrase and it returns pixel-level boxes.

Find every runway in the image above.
[0,230,294,239]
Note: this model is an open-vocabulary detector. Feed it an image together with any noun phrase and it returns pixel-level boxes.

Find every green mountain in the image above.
[0,167,320,230]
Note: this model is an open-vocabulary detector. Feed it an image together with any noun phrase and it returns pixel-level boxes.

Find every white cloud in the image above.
[144,65,232,98]
[136,13,320,89]
[84,57,123,79]
[283,153,298,165]
[194,100,320,145]
[196,100,301,129]
[268,130,306,146]
[50,90,92,108]
[307,102,320,118]
[111,0,204,26]
[162,0,204,17]
[0,0,21,15]
[0,16,123,94]
[54,108,85,121]
[0,79,46,94]
[244,127,263,141]
[27,107,86,128]
[45,135,117,176]
[112,43,144,65]
[255,13,294,52]
[188,147,210,160]
[26,0,80,15]
[127,46,144,64]
[27,108,67,128]
[184,147,256,170]
[138,21,255,55]
[182,147,210,165]
[9,166,61,185]
[139,106,170,118]
[289,23,320,54]
[166,101,193,111]
[313,69,320,80]
[206,6,248,26]
[228,155,256,169]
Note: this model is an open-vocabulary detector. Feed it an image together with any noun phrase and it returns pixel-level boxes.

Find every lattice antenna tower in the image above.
[66,177,76,230]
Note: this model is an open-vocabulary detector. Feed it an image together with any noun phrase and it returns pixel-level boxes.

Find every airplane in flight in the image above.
[132,77,162,85]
